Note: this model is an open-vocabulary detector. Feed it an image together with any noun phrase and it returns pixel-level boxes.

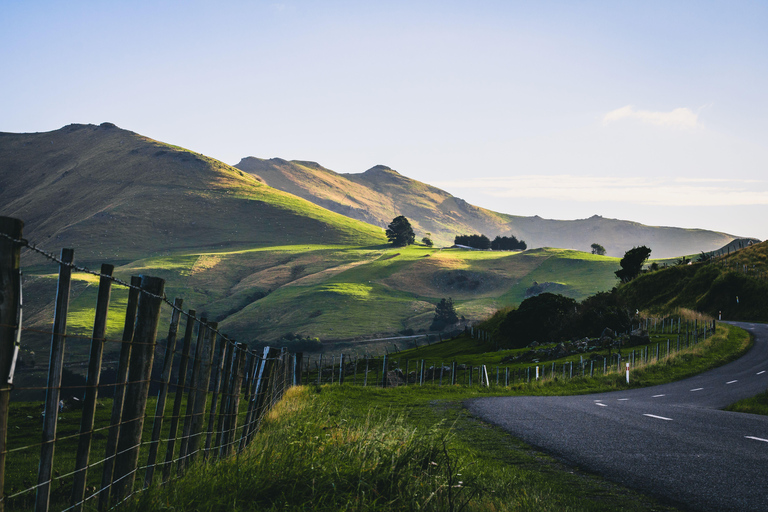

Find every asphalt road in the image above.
[466,321,768,512]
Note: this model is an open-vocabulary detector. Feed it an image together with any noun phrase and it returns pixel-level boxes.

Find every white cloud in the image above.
[435,175,768,207]
[602,105,699,129]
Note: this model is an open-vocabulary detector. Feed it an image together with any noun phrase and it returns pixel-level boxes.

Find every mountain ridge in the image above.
[235,156,743,258]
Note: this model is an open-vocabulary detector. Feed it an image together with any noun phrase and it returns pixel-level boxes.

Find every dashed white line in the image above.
[745,436,768,443]
[617,398,629,401]
[726,380,738,384]
[595,403,607,407]
[644,414,673,421]
[758,371,766,375]
[652,394,665,398]
[690,388,704,392]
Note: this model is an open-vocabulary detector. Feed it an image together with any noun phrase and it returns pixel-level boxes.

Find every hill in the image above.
[0,123,386,262]
[1,123,625,355]
[235,157,742,258]
[617,240,768,321]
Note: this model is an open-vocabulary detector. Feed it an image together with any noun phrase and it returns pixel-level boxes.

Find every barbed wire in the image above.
[0,231,243,353]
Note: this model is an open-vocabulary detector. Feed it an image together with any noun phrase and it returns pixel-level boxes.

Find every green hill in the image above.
[617,240,768,321]
[0,123,386,262]
[236,157,743,258]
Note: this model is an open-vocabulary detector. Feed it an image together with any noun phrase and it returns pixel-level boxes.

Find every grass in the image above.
[111,323,752,512]
[724,391,768,416]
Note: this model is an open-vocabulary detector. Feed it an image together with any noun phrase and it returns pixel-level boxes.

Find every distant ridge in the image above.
[235,157,744,258]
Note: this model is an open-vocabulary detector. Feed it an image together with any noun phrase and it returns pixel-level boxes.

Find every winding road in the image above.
[466,321,768,512]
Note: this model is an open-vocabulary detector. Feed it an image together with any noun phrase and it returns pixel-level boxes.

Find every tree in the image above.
[499,293,577,348]
[422,232,433,247]
[385,215,415,247]
[615,246,652,283]
[454,234,491,249]
[431,297,458,330]
[591,243,606,256]
[492,235,527,251]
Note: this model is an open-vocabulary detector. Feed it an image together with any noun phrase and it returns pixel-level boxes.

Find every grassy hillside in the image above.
[0,124,386,262]
[236,157,742,258]
[617,240,768,321]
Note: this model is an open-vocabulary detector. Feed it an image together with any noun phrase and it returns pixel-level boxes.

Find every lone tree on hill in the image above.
[422,232,434,247]
[591,243,606,256]
[615,246,652,282]
[431,297,458,330]
[386,215,415,247]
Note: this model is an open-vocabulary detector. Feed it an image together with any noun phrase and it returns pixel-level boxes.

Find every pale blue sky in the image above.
[3,1,767,240]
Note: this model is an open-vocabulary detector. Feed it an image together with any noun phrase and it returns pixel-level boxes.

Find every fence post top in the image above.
[0,216,24,236]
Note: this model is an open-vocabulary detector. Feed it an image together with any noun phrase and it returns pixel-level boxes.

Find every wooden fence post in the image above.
[205,334,229,459]
[243,347,271,445]
[294,352,303,386]
[221,343,246,458]
[0,217,23,512]
[143,297,183,488]
[214,340,235,456]
[36,248,74,512]
[71,263,114,511]
[178,318,207,472]
[162,309,196,481]
[112,275,165,502]
[98,276,141,510]
[238,350,261,452]
[187,322,217,464]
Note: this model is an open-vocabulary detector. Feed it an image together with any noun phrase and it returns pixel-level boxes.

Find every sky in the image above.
[2,0,768,240]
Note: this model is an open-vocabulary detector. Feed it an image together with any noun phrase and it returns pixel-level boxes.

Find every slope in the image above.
[617,240,768,321]
[236,157,742,258]
[0,123,386,263]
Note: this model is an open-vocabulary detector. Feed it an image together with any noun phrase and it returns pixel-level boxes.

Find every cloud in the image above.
[434,175,768,207]
[602,105,699,129]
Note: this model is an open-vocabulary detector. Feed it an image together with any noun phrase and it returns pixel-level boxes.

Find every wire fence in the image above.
[0,217,302,512]
[304,315,717,388]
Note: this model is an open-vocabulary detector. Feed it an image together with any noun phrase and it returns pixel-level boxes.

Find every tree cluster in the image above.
[454,234,491,249]
[491,235,527,251]
[497,290,632,349]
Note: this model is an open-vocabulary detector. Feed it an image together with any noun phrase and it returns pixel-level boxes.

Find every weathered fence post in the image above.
[213,340,234,455]
[143,297,183,488]
[294,352,303,386]
[112,275,165,502]
[71,263,114,511]
[187,322,218,463]
[99,276,141,510]
[221,343,247,457]
[207,335,230,459]
[36,248,74,512]
[0,217,23,512]
[178,318,208,472]
[162,309,196,481]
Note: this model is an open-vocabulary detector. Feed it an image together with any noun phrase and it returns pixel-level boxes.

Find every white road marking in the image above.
[617,398,629,401]
[745,436,768,443]
[690,388,704,392]
[644,414,673,421]
[726,380,738,384]
[595,403,607,407]
[758,371,766,375]
[652,394,665,398]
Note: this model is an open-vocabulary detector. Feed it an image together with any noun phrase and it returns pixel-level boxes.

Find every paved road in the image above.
[466,322,768,512]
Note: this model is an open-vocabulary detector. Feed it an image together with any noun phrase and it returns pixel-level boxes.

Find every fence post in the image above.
[71,263,114,511]
[294,352,303,386]
[209,337,231,459]
[244,347,273,444]
[143,297,183,488]
[112,275,165,502]
[0,217,23,512]
[338,353,344,385]
[221,343,247,458]
[178,318,208,472]
[98,276,141,510]
[187,322,218,463]
[36,248,74,512]
[381,354,388,388]
[162,309,196,481]
[239,350,261,452]
[215,341,236,457]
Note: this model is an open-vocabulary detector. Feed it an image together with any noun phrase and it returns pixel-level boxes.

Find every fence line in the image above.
[0,217,301,512]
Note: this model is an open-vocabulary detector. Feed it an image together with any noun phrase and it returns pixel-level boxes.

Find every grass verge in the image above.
[119,324,751,511]
[724,391,768,416]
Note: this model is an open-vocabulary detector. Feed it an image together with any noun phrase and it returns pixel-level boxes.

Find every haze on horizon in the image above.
[2,0,767,241]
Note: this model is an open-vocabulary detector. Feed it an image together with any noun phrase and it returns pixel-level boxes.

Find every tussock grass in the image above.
[725,391,768,416]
